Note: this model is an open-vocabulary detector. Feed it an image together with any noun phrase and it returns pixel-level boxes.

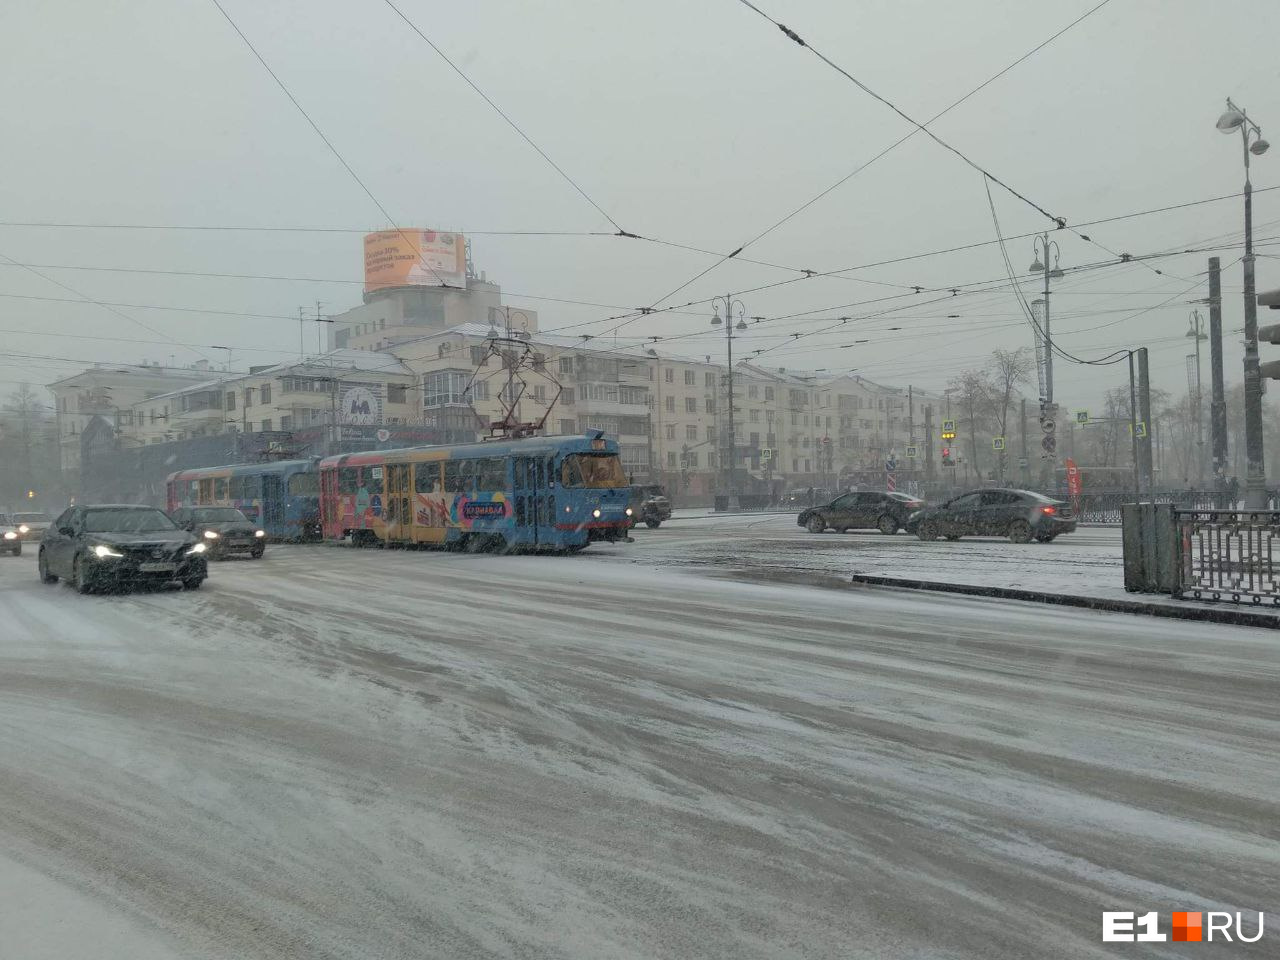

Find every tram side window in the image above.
[477,458,507,491]
[414,462,443,493]
[338,467,382,495]
[443,461,467,494]
[214,477,228,501]
[198,478,214,504]
[288,472,319,496]
[232,476,261,500]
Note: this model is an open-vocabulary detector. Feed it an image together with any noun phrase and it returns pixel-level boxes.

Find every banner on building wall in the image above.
[339,385,383,426]
[364,230,467,292]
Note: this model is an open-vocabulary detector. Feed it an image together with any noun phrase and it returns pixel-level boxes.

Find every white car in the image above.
[0,513,22,556]
[12,510,52,541]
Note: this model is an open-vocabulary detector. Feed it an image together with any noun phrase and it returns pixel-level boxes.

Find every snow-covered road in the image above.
[1,534,1276,958]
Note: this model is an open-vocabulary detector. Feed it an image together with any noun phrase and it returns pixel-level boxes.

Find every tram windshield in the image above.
[560,453,626,488]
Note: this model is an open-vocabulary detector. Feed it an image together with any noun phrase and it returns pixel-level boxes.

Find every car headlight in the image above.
[93,544,124,558]
[188,542,207,555]
[18,524,29,533]
[254,530,265,538]
[592,508,601,519]
[625,507,633,517]
[203,530,219,539]
[3,531,16,540]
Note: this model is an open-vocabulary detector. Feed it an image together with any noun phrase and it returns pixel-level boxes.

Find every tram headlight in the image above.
[592,508,601,519]
[3,531,16,540]
[254,530,265,538]
[625,507,633,517]
[188,542,207,555]
[203,530,219,539]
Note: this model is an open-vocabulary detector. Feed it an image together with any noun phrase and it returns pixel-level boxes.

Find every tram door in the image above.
[262,475,285,534]
[514,456,556,547]
[385,463,412,542]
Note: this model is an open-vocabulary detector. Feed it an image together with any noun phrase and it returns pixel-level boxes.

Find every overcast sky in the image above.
[3,0,1279,408]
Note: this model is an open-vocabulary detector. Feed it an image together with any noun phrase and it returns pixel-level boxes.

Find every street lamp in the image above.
[710,295,747,509]
[1216,98,1269,507]
[1029,235,1064,405]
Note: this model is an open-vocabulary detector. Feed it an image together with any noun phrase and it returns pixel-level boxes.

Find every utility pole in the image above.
[924,404,935,483]
[1020,398,1029,486]
[711,296,745,509]
[1187,309,1207,487]
[298,306,307,361]
[1208,257,1229,489]
[1128,351,1141,503]
[1031,235,1063,404]
[968,391,980,482]
[907,385,915,483]
[1138,347,1153,496]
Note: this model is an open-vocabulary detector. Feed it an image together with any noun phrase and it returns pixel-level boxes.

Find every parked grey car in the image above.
[798,491,925,535]
[907,488,1077,543]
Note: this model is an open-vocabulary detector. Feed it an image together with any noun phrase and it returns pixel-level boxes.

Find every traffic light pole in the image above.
[1208,257,1229,490]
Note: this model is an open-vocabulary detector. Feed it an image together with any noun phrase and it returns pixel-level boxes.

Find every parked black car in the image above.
[799,491,925,535]
[628,485,673,529]
[1,513,22,556]
[906,488,1077,543]
[170,506,266,558]
[38,504,208,593]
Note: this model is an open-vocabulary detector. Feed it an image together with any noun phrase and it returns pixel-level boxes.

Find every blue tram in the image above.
[167,459,321,541]
[319,433,632,551]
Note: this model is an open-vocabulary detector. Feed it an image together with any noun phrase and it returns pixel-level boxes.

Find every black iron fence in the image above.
[1173,509,1280,605]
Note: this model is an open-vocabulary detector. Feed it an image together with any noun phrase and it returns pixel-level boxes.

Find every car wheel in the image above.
[945,534,961,541]
[38,550,58,584]
[1008,520,1033,544]
[877,514,898,535]
[806,515,826,534]
[182,576,204,590]
[916,522,938,542]
[1035,532,1056,543]
[73,556,94,594]
[645,518,661,529]
[10,543,20,557]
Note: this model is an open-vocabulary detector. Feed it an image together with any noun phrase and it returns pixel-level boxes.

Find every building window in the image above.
[562,387,574,406]
[792,458,799,472]
[531,385,547,402]
[387,384,408,404]
[261,420,272,432]
[471,380,489,401]
[244,387,254,407]
[667,451,676,467]
[471,346,488,367]
[559,356,574,375]
[705,372,714,388]
[686,425,697,441]
[708,453,717,469]
[559,419,576,434]
[748,385,758,399]
[705,398,716,414]
[664,369,674,383]
[665,396,675,413]
[665,424,675,440]
[765,387,774,401]
[684,370,695,385]
[684,397,696,413]
[749,408,760,422]
[225,392,235,411]
[706,425,714,441]
[424,370,473,407]
[686,451,698,467]
[280,415,293,430]
[805,459,812,472]
[750,432,760,447]
[260,384,271,404]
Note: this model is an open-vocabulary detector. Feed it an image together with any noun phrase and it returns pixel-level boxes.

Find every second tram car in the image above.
[167,460,321,541]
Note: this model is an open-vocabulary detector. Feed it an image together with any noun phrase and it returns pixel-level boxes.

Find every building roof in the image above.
[135,351,414,403]
[46,363,212,390]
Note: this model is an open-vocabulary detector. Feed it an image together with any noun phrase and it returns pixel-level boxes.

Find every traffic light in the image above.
[1260,322,1280,380]
[941,445,954,466]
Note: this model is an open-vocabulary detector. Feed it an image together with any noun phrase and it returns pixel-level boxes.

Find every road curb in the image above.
[848,574,1280,629]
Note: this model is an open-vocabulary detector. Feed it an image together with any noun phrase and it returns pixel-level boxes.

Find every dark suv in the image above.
[798,491,924,535]
[38,504,208,593]
[628,485,673,529]
[907,488,1077,543]
[170,506,266,559]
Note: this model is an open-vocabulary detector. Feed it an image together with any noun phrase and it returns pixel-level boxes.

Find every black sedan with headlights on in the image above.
[906,488,1077,544]
[169,506,266,559]
[38,504,208,593]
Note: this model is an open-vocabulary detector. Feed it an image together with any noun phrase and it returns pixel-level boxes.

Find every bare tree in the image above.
[985,348,1033,481]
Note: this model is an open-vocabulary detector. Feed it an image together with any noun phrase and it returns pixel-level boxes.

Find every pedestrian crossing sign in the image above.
[905,445,918,459]
[992,437,1005,451]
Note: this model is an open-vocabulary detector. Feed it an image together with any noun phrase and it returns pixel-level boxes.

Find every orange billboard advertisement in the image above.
[363,229,466,292]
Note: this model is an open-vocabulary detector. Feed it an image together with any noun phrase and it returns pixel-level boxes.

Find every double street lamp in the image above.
[1216,98,1269,507]
[711,296,748,508]
[1029,235,1064,405]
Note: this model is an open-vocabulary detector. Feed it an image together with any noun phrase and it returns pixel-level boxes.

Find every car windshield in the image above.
[192,508,249,523]
[83,508,178,533]
[561,453,627,488]
[14,512,50,522]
